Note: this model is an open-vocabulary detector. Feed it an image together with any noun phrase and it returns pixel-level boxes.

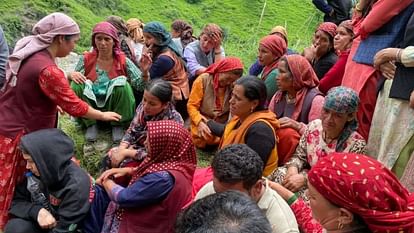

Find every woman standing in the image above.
[0,13,121,229]
[187,57,243,149]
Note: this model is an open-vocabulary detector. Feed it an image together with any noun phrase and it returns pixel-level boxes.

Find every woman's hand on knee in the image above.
[37,208,56,229]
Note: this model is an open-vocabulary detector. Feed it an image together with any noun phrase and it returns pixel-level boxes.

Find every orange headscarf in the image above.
[204,57,243,110]
[259,35,287,80]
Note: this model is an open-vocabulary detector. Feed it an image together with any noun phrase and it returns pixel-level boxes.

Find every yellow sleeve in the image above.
[187,76,205,126]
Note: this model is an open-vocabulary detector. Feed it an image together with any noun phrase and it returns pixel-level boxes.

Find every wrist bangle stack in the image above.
[287,193,298,206]
[396,49,403,63]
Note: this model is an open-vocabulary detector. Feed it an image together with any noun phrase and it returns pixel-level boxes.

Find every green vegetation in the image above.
[1,0,322,175]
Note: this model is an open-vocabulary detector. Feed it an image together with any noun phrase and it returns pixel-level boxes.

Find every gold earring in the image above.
[337,221,344,230]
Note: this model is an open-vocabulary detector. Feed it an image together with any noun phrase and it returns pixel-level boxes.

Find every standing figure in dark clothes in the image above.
[312,0,353,25]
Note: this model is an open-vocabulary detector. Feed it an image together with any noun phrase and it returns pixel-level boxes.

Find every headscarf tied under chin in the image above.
[91,22,122,61]
[204,57,244,111]
[272,54,319,121]
[324,86,360,152]
[143,21,183,57]
[259,35,287,81]
[4,12,80,89]
[308,153,414,232]
[126,18,145,43]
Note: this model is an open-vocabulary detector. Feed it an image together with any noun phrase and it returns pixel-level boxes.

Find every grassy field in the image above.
[1,0,321,176]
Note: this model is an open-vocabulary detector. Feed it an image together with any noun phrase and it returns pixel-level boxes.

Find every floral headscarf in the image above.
[316,22,337,39]
[324,86,360,152]
[308,153,414,232]
[204,57,243,110]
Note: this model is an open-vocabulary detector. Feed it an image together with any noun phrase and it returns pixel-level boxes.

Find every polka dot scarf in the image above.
[308,153,414,232]
[130,120,197,184]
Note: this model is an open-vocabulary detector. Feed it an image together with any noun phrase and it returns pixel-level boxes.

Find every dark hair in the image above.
[211,144,264,190]
[175,190,272,233]
[145,79,173,103]
[229,69,244,77]
[234,76,267,111]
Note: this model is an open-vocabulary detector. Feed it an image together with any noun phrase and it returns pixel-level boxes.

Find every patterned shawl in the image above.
[309,153,414,232]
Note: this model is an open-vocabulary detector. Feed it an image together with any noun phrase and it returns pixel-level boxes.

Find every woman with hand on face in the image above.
[69,22,143,145]
[269,87,366,198]
[104,79,183,170]
[269,54,324,135]
[187,57,243,149]
[84,120,197,233]
[318,20,354,95]
[0,13,121,230]
[303,22,338,79]
[270,152,414,233]
[257,34,287,101]
[184,23,225,83]
[141,21,190,119]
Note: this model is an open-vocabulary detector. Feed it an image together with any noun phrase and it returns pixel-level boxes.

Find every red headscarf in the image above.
[204,57,244,110]
[129,120,197,184]
[316,22,337,39]
[259,35,287,80]
[273,54,319,120]
[308,153,414,232]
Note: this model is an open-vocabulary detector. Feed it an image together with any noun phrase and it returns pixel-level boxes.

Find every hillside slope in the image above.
[1,0,321,64]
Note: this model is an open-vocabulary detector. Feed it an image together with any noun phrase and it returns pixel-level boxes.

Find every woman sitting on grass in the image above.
[104,79,183,170]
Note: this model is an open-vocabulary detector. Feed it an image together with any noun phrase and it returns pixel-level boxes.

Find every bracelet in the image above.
[396,49,403,63]
[287,193,298,206]
[354,3,363,12]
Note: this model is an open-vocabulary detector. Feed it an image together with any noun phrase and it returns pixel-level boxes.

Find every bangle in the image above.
[354,3,363,12]
[396,49,403,63]
[287,193,298,206]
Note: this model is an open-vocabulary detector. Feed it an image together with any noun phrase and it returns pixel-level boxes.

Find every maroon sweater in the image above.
[119,170,192,233]
[0,50,57,138]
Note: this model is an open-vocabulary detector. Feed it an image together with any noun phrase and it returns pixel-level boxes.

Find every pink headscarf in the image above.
[316,22,337,39]
[4,12,79,88]
[91,22,121,57]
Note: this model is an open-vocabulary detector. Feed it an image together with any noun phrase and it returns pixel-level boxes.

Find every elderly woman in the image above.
[269,87,366,195]
[105,79,183,169]
[140,21,189,119]
[126,18,145,65]
[257,34,287,101]
[70,22,143,144]
[270,153,414,232]
[304,22,338,79]
[269,54,324,135]
[318,20,354,94]
[83,120,197,233]
[187,57,243,149]
[171,19,196,53]
[184,23,225,82]
[0,13,121,229]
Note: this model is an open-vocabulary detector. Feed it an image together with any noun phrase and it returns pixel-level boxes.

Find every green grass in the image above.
[2,0,321,176]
